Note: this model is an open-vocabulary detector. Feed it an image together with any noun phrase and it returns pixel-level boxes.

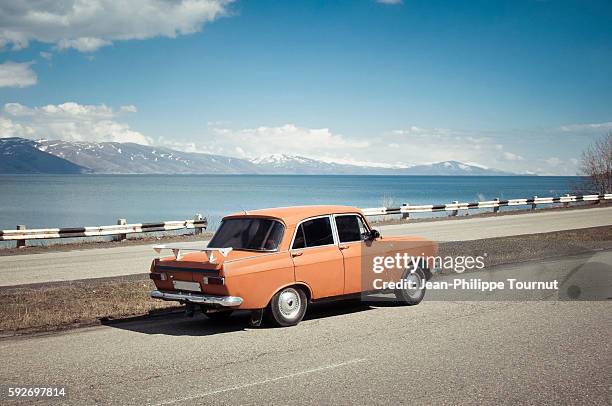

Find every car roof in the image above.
[225,205,364,226]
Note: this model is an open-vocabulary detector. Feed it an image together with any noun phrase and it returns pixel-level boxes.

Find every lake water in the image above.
[0,175,585,231]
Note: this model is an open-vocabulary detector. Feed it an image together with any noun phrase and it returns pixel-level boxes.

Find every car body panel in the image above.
[149,205,438,310]
[292,244,345,299]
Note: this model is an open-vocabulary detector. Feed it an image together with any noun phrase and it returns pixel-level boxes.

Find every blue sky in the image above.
[1,0,611,174]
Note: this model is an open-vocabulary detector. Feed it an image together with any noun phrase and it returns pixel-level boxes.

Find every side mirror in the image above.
[368,229,380,240]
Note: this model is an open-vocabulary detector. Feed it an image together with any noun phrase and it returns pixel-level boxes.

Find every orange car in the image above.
[149,205,438,327]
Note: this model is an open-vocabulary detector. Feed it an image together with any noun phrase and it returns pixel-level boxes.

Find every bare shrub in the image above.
[580,132,612,194]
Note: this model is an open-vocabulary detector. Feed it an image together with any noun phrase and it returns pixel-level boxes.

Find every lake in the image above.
[0,174,585,231]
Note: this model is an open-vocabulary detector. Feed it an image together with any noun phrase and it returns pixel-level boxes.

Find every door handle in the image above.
[291,251,303,257]
[339,245,349,250]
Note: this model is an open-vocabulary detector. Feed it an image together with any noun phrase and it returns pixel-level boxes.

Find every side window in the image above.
[292,217,334,249]
[292,225,306,249]
[336,215,369,243]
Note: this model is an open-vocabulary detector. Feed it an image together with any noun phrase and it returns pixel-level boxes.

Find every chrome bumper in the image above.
[150,290,243,307]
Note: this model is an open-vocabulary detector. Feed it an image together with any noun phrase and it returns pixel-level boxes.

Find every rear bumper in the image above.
[150,290,243,307]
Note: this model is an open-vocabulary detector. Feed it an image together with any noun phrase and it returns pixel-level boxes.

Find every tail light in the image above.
[149,272,167,281]
[203,276,224,285]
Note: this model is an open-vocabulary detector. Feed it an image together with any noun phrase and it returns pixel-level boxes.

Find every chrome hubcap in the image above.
[278,288,301,319]
[404,271,423,299]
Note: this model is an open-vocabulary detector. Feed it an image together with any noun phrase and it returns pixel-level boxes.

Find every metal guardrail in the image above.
[0,214,207,248]
[361,193,612,217]
[1,193,609,248]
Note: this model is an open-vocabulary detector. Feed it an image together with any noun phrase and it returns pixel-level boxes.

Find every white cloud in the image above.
[502,152,524,161]
[387,127,496,163]
[1,102,149,144]
[164,123,529,172]
[39,51,52,60]
[392,126,452,138]
[56,37,112,52]
[534,156,580,175]
[317,156,407,169]
[377,0,403,4]
[206,124,370,158]
[559,122,612,132]
[169,123,535,172]
[0,0,233,52]
[382,126,510,166]
[119,105,137,113]
[4,102,33,116]
[0,117,35,138]
[0,107,590,175]
[0,61,37,87]
[155,137,216,155]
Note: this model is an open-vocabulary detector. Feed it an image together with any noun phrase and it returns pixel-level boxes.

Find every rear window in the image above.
[208,218,284,251]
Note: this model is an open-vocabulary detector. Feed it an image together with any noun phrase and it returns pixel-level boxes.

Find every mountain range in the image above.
[0,137,520,176]
[0,138,89,174]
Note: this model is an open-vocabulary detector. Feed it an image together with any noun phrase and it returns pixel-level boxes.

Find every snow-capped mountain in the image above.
[0,138,522,175]
[250,154,515,175]
[249,154,390,174]
[249,154,307,166]
[36,140,259,174]
[401,160,514,176]
[0,137,89,174]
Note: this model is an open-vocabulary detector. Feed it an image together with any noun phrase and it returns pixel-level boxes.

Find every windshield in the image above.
[208,218,285,251]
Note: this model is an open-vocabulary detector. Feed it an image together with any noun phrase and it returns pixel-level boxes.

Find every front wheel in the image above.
[265,286,307,327]
[394,267,426,305]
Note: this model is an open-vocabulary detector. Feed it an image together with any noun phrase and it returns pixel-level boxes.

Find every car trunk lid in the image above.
[151,246,232,294]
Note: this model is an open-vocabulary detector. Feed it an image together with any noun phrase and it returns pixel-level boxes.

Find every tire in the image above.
[265,286,308,327]
[201,308,234,320]
[394,267,426,305]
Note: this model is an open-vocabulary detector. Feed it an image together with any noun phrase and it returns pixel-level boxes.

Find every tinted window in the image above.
[292,225,306,249]
[209,218,284,251]
[336,215,368,243]
[292,217,334,249]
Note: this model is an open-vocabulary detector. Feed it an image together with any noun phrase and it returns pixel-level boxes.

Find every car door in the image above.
[334,214,371,294]
[291,216,345,299]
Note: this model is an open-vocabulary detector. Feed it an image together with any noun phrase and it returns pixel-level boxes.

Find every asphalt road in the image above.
[1,206,612,286]
[1,252,611,405]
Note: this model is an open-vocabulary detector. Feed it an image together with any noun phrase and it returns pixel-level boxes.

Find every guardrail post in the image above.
[531,196,537,210]
[16,225,26,248]
[563,194,570,208]
[493,198,500,214]
[194,213,203,234]
[117,218,127,241]
[451,201,459,216]
[401,204,410,220]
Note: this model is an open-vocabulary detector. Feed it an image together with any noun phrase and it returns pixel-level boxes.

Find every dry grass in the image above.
[0,276,177,335]
[438,225,612,272]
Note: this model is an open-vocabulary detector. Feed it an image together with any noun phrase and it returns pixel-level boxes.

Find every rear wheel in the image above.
[201,308,234,321]
[265,286,307,327]
[394,267,426,305]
